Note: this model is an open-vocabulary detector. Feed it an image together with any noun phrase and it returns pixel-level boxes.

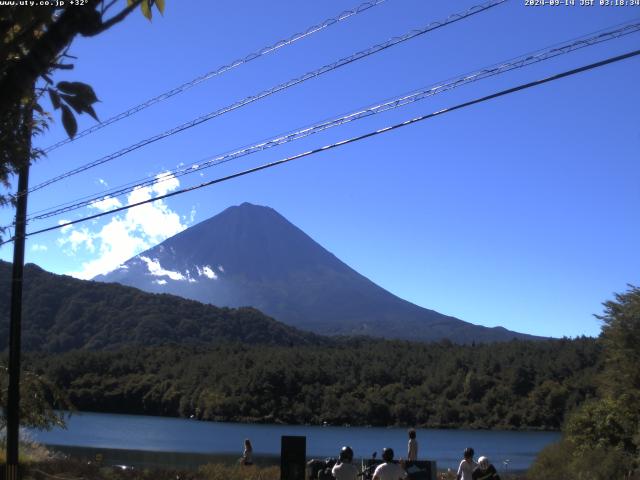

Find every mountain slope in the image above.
[97,202,538,343]
[0,261,322,352]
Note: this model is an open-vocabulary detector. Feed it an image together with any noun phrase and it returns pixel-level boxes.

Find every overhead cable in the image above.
[3,47,637,246]
[41,0,389,153]
[25,20,640,223]
[27,0,507,195]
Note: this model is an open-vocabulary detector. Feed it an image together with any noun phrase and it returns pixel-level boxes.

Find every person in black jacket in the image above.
[472,456,501,480]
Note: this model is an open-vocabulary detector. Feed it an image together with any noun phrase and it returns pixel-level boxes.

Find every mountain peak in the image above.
[226,201,269,213]
[96,204,539,343]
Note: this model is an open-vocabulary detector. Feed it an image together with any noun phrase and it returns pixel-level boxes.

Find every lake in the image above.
[28,412,560,472]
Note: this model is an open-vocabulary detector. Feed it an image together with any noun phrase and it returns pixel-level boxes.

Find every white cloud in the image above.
[196,265,217,280]
[58,227,95,253]
[97,178,109,187]
[185,269,197,283]
[61,172,189,279]
[140,256,185,281]
[152,171,180,196]
[59,219,73,234]
[218,265,224,273]
[153,279,167,285]
[31,243,48,252]
[89,196,122,212]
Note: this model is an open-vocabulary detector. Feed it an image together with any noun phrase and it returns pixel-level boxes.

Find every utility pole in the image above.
[5,100,32,480]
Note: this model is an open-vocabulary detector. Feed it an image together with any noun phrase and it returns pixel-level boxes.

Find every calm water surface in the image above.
[28,412,559,471]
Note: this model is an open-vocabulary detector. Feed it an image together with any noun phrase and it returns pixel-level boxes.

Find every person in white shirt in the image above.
[457,447,476,480]
[372,448,407,480]
[407,429,418,462]
[332,446,359,480]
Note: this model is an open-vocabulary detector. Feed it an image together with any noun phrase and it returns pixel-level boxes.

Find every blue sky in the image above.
[1,0,639,338]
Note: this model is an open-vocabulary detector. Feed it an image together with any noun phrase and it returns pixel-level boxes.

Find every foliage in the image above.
[25,336,601,431]
[528,437,635,480]
[565,397,639,455]
[597,286,640,403]
[0,365,73,430]
[0,0,164,218]
[528,286,640,479]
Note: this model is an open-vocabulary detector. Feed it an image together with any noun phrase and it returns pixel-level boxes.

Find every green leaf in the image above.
[155,0,165,14]
[56,81,98,104]
[60,94,100,122]
[83,104,99,122]
[127,0,135,5]
[48,89,61,110]
[33,103,45,116]
[141,0,152,20]
[60,105,77,139]
[59,93,84,114]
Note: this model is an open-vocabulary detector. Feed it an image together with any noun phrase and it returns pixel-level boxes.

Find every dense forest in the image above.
[0,261,605,432]
[26,337,601,431]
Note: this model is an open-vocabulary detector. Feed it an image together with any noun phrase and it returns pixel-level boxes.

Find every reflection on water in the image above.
[29,411,560,471]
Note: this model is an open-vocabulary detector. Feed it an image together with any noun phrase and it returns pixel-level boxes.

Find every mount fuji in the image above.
[96,202,538,343]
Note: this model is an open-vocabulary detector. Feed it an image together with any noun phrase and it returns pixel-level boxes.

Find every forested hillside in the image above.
[27,337,601,430]
[0,261,323,350]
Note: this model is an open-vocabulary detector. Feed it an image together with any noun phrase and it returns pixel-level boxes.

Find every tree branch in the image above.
[101,0,120,15]
[85,0,144,37]
[0,0,143,118]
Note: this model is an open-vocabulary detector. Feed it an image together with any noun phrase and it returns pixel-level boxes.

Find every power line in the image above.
[26,0,506,196]
[41,0,389,154]
[4,48,637,246]
[24,20,640,224]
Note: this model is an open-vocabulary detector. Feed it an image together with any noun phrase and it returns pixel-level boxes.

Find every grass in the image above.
[10,459,530,480]
[0,438,57,465]
[0,441,528,480]
[1,440,282,480]
[15,459,280,480]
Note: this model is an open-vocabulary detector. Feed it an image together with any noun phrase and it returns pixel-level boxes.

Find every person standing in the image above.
[407,429,418,462]
[372,448,407,480]
[241,438,253,465]
[456,447,476,480]
[332,446,358,480]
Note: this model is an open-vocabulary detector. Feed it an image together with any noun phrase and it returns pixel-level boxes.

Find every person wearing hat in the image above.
[472,456,501,480]
[372,448,407,480]
[332,446,358,480]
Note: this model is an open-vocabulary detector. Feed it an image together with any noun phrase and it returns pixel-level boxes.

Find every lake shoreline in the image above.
[61,409,562,433]
[45,445,530,475]
[30,411,559,472]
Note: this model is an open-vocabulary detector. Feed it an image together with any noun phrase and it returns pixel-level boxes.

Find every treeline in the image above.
[0,261,322,351]
[528,286,640,479]
[26,337,601,430]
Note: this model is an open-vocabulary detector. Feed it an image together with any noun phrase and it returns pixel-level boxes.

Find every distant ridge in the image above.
[0,261,322,352]
[96,202,540,343]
